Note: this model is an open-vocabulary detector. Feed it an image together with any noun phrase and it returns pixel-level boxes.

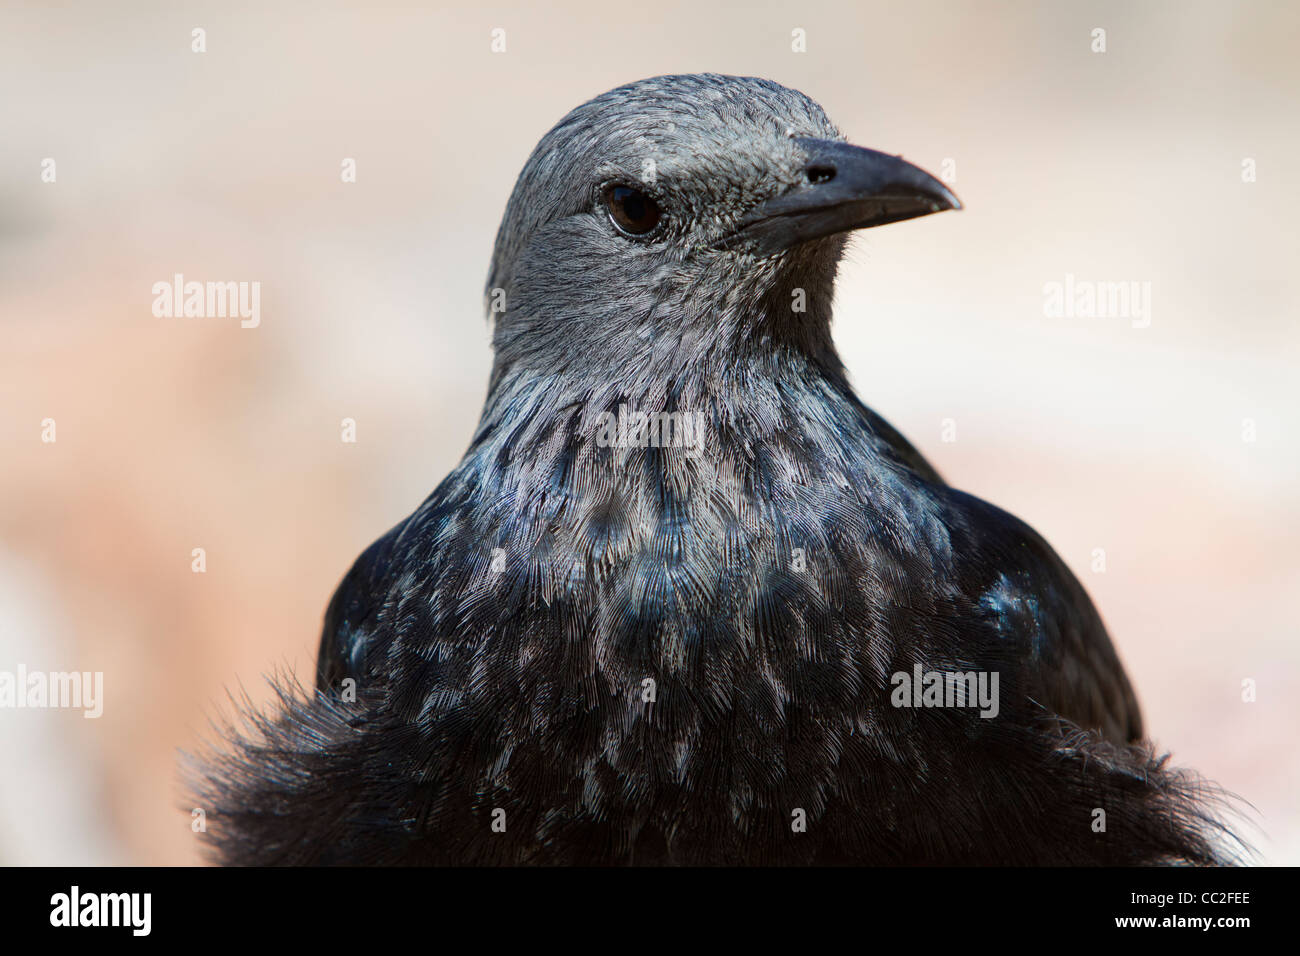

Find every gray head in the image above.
[485,74,958,388]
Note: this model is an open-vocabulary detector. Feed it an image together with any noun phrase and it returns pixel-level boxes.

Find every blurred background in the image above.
[1,0,1295,865]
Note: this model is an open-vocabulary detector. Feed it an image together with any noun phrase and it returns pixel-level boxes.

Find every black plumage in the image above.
[191,74,1240,865]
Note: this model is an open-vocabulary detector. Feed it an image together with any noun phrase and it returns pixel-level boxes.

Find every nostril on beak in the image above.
[806,164,836,185]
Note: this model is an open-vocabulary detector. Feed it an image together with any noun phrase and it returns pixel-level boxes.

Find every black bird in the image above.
[193,74,1238,865]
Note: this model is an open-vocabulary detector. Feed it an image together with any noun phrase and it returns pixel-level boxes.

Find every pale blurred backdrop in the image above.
[1,0,1296,865]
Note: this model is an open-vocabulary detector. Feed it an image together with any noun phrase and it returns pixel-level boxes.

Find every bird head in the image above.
[485,73,959,384]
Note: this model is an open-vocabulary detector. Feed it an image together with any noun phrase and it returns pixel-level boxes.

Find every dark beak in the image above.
[715,138,961,255]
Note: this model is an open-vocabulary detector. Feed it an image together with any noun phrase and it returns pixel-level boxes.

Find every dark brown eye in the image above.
[603,184,662,236]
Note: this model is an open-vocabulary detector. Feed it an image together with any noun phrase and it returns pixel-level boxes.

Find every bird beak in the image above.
[716,138,961,255]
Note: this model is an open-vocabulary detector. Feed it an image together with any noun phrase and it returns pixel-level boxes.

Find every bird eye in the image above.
[603,184,662,236]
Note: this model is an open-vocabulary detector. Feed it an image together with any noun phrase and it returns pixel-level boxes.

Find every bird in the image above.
[191,73,1240,865]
